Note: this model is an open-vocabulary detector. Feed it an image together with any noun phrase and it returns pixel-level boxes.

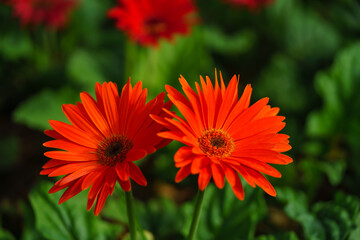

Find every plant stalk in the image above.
[187,189,205,240]
[125,191,137,240]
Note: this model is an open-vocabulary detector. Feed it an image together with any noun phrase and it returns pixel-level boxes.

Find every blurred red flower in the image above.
[9,0,77,29]
[152,71,292,199]
[41,81,172,215]
[224,0,273,10]
[108,0,198,46]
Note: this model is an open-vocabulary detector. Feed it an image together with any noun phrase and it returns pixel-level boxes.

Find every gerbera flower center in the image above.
[144,17,166,36]
[97,135,133,166]
[198,129,234,158]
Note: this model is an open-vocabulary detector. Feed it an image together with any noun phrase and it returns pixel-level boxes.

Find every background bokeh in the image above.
[1,0,360,239]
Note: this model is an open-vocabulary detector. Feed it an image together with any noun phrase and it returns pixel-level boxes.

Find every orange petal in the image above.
[210,162,225,189]
[226,97,269,133]
[244,166,276,196]
[221,163,238,186]
[175,164,191,183]
[174,146,194,162]
[231,176,245,200]
[198,165,211,191]
[229,157,282,178]
[191,156,209,174]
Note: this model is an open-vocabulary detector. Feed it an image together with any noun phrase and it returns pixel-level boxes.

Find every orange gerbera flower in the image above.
[152,71,292,199]
[41,81,172,215]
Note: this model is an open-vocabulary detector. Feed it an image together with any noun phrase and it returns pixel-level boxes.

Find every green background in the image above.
[0,0,360,239]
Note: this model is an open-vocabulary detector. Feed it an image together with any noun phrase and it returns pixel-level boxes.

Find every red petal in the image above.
[43,140,93,153]
[119,179,131,191]
[62,104,103,141]
[58,164,100,186]
[80,92,111,137]
[44,151,98,161]
[94,186,110,216]
[115,162,129,181]
[126,149,147,161]
[49,120,98,149]
[59,177,84,204]
[128,162,147,186]
[102,82,120,135]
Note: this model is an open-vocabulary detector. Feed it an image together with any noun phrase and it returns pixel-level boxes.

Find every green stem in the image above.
[125,191,137,240]
[187,189,205,240]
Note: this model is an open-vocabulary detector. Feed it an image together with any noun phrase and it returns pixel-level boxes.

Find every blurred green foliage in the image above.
[1,0,360,239]
[27,182,120,240]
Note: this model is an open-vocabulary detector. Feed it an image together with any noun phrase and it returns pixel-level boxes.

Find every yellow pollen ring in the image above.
[198,129,234,158]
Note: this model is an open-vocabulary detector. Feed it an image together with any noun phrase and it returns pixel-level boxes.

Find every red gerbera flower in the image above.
[107,0,197,46]
[224,0,273,10]
[9,0,77,29]
[41,81,172,215]
[152,71,292,199]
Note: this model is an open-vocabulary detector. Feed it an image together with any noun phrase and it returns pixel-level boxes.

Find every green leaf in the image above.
[349,213,360,240]
[13,87,79,130]
[29,181,120,240]
[267,0,340,62]
[313,192,360,240]
[0,31,33,61]
[21,201,45,240]
[67,49,106,92]
[277,188,326,240]
[306,42,360,138]
[256,54,308,113]
[202,26,256,55]
[128,26,214,99]
[256,232,299,240]
[277,188,360,240]
[0,226,15,240]
[138,198,184,239]
[181,183,267,240]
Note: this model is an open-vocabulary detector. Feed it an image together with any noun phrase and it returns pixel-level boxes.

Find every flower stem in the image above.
[125,191,137,240]
[187,189,205,240]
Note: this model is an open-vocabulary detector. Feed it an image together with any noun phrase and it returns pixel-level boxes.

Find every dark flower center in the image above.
[144,18,166,36]
[97,135,133,166]
[198,129,234,158]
